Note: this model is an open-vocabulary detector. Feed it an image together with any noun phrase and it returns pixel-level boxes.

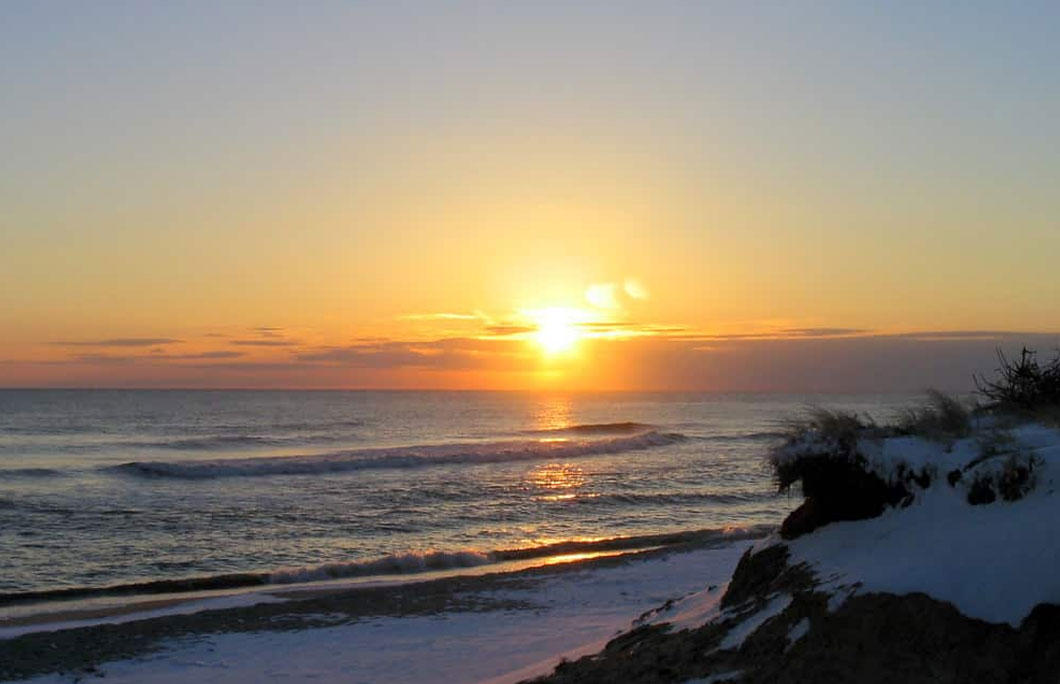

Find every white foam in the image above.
[269,550,492,584]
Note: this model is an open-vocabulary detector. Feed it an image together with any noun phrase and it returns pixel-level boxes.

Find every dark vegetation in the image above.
[769,394,970,539]
[770,348,1060,537]
[894,389,972,440]
[975,347,1060,413]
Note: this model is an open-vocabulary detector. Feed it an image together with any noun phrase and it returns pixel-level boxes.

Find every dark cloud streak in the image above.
[56,338,183,347]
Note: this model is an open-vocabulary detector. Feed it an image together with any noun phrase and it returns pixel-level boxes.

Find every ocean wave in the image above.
[697,431,785,443]
[0,424,102,436]
[136,435,318,450]
[0,467,66,479]
[269,550,492,584]
[109,431,687,480]
[522,421,655,435]
[0,524,774,607]
[545,491,766,507]
[0,433,359,455]
[490,525,776,562]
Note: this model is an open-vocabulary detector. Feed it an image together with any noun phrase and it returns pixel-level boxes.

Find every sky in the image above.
[2,1,1059,391]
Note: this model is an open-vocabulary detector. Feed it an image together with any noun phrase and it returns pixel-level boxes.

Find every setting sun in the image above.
[531,308,583,355]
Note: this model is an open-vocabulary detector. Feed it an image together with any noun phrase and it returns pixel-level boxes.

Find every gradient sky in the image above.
[2,2,1059,390]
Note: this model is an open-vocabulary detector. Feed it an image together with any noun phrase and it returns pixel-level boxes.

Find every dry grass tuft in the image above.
[894,390,972,441]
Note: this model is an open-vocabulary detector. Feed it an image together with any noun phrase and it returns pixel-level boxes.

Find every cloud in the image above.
[160,351,246,360]
[584,278,650,311]
[56,338,183,347]
[484,325,536,336]
[400,312,488,321]
[624,278,649,300]
[230,339,300,347]
[71,353,136,364]
[252,327,285,338]
[26,325,1060,393]
[664,327,872,342]
[295,337,530,371]
[585,283,622,310]
[599,331,1060,392]
[881,330,1020,342]
[183,361,308,371]
[781,327,868,337]
[66,350,247,363]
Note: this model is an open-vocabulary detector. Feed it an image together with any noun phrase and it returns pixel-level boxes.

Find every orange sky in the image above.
[3,4,1059,391]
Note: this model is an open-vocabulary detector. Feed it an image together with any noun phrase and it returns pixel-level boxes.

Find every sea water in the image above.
[0,390,915,604]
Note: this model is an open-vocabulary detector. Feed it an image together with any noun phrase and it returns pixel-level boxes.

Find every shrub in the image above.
[771,408,872,494]
[974,347,1060,411]
[770,409,913,538]
[894,390,972,441]
[963,452,1040,505]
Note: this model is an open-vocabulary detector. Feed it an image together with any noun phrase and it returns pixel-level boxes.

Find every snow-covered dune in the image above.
[531,413,1060,683]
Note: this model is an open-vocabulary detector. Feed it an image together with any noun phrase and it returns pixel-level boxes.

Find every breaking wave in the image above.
[269,550,493,584]
[545,490,766,507]
[522,422,656,436]
[0,525,773,607]
[110,431,686,480]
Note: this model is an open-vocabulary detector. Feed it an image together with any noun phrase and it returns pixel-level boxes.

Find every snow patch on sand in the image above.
[786,617,810,648]
[717,593,791,651]
[21,544,753,684]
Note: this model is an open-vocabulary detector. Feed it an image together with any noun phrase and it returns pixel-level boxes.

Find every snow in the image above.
[826,587,854,613]
[682,671,743,683]
[787,423,1060,626]
[717,593,791,651]
[642,582,726,632]
[786,617,810,647]
[19,543,752,684]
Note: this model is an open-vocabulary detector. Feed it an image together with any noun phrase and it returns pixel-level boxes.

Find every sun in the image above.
[532,308,582,355]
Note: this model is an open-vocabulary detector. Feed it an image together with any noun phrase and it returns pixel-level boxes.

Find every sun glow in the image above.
[531,308,583,355]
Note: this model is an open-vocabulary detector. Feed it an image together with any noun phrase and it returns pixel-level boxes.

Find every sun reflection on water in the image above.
[531,396,573,433]
[527,462,593,502]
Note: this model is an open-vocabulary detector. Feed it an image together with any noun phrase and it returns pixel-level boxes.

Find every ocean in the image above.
[0,389,915,611]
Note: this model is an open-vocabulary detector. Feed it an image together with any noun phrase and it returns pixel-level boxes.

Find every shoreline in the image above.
[0,535,760,682]
[0,526,771,627]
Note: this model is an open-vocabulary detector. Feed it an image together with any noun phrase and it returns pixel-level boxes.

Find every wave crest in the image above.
[269,550,492,584]
[0,525,773,607]
[522,422,655,435]
[110,431,686,480]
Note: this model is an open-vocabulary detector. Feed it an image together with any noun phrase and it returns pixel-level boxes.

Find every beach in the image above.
[0,390,931,682]
[2,538,752,683]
